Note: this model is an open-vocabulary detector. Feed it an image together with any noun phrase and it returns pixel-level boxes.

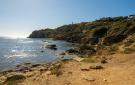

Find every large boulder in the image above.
[77,44,96,55]
[66,44,96,56]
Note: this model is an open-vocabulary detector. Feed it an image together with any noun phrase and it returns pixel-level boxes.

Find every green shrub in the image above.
[124,36,135,47]
[5,75,26,85]
[51,64,63,77]
[109,45,119,52]
[79,44,93,50]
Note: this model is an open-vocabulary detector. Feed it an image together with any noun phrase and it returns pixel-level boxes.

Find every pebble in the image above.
[104,79,107,82]
[83,76,95,81]
[89,64,103,69]
[73,57,84,62]
[45,71,51,75]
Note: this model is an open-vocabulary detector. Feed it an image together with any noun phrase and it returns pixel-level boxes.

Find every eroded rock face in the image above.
[81,37,99,45]
[66,44,96,57]
[103,35,127,45]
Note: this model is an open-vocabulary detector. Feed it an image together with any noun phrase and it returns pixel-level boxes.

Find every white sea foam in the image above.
[5,50,36,58]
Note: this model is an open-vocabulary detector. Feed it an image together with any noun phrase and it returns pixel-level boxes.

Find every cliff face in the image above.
[29,15,135,45]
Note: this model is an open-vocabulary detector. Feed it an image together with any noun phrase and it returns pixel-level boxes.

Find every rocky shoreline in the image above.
[1,38,135,85]
[0,47,105,85]
[0,59,64,84]
[1,15,135,85]
[0,50,76,84]
[1,52,135,85]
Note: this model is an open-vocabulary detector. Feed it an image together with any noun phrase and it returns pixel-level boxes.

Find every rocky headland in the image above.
[1,15,135,85]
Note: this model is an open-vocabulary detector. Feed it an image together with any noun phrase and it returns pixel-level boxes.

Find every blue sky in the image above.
[0,0,135,37]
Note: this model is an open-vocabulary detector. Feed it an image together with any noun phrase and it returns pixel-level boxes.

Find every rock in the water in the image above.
[46,44,57,50]
[33,64,40,67]
[24,63,31,65]
[41,50,44,52]
[66,49,78,54]
[59,52,66,55]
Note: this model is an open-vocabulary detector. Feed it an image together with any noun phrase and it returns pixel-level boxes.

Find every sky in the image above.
[0,0,135,38]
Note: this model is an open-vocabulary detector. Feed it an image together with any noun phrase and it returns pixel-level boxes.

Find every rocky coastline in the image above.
[1,52,135,85]
[1,15,135,85]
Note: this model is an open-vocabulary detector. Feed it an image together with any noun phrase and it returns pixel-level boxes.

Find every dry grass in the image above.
[81,57,98,63]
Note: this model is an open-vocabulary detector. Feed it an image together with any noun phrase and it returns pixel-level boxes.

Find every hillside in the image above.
[29,15,135,56]
[1,15,135,85]
[29,15,135,44]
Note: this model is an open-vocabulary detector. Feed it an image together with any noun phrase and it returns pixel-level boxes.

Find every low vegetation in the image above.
[4,74,26,85]
[123,48,135,54]
[29,15,135,55]
[50,63,63,77]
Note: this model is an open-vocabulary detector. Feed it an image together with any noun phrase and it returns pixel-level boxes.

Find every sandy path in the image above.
[11,53,135,85]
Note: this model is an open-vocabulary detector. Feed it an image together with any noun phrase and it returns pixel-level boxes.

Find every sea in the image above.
[0,37,74,71]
